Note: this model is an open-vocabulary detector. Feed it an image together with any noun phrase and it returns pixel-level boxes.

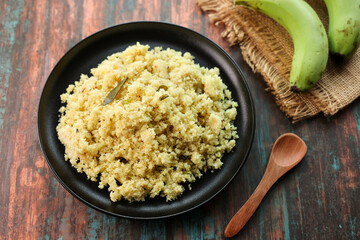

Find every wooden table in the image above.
[1,0,359,239]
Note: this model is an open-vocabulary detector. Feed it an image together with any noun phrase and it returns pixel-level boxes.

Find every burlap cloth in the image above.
[197,0,360,122]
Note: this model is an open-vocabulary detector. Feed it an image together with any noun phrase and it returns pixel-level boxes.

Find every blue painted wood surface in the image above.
[1,0,359,239]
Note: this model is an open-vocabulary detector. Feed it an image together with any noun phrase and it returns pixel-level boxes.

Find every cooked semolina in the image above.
[56,43,238,202]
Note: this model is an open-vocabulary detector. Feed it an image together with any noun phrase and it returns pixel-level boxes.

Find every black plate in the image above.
[38,22,254,219]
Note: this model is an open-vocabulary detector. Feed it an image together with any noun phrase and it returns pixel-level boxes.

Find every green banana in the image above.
[235,0,329,92]
[324,0,360,59]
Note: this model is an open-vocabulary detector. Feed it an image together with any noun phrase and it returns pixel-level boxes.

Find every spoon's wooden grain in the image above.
[224,133,307,238]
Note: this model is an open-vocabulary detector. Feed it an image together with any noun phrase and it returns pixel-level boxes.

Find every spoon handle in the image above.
[224,165,280,237]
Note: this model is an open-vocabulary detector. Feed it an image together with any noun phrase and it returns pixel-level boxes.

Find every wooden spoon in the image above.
[224,133,307,238]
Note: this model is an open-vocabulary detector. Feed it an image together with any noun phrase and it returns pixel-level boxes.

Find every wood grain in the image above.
[1,0,359,239]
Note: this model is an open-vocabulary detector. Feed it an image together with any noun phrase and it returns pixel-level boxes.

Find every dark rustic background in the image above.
[1,0,359,239]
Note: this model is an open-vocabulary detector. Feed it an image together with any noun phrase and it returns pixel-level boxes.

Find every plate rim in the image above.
[37,21,255,219]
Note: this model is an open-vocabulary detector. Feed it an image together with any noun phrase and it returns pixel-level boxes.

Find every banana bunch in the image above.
[234,0,360,92]
[324,0,360,59]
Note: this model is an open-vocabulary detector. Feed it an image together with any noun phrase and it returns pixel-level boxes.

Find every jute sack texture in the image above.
[197,0,360,122]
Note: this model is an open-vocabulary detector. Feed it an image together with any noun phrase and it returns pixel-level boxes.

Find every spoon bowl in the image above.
[271,133,307,167]
[224,133,307,238]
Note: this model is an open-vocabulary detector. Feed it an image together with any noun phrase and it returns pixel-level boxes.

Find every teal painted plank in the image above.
[0,0,25,131]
